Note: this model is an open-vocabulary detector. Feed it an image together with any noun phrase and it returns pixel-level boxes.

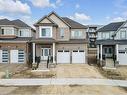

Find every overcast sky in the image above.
[0,0,127,27]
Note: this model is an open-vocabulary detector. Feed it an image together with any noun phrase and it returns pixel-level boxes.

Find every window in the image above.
[19,31,23,37]
[60,28,64,38]
[40,27,52,38]
[2,29,4,35]
[105,33,110,39]
[71,31,82,38]
[120,30,126,39]
[102,32,110,39]
[19,29,30,37]
[2,50,8,63]
[4,29,13,35]
[18,50,24,63]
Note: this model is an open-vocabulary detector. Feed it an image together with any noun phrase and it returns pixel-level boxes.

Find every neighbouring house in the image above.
[32,12,88,64]
[87,25,103,48]
[0,19,35,67]
[96,21,127,66]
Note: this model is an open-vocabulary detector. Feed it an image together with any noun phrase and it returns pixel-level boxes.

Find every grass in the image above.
[94,65,126,80]
[11,69,56,78]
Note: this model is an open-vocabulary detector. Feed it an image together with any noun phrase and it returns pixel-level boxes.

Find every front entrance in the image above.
[41,48,51,60]
[10,50,18,63]
[104,47,113,58]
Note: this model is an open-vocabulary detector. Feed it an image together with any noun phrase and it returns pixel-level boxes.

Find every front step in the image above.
[105,58,114,68]
[37,63,56,69]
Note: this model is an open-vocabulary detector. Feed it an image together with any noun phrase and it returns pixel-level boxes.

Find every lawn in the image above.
[96,65,127,80]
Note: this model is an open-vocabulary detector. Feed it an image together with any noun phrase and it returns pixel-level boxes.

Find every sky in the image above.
[0,0,127,27]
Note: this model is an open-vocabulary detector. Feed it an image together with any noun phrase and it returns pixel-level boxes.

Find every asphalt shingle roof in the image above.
[62,17,87,29]
[0,19,31,28]
[0,19,13,25]
[96,21,125,32]
[12,19,30,27]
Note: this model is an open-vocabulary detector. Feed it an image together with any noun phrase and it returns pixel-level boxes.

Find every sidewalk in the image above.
[0,78,127,87]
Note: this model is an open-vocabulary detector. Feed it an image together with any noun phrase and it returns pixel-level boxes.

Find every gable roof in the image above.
[34,16,58,26]
[47,11,71,27]
[62,17,87,29]
[96,21,125,32]
[34,11,87,29]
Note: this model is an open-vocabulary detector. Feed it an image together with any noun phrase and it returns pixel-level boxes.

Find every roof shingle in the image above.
[96,21,125,32]
[62,17,87,29]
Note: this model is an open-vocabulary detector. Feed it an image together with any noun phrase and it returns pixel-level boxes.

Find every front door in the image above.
[41,48,51,60]
[104,47,113,58]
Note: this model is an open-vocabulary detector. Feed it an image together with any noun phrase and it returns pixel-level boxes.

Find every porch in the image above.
[32,39,56,66]
[97,44,119,67]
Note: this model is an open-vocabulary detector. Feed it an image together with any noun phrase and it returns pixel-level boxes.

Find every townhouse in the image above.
[32,12,88,64]
[96,21,127,66]
[0,19,35,67]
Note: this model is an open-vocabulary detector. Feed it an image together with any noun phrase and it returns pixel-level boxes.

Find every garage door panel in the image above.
[10,50,18,63]
[57,51,70,63]
[72,52,85,63]
[118,53,127,65]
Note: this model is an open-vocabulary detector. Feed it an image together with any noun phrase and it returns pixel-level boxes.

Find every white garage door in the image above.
[57,50,70,63]
[118,53,127,65]
[72,50,85,64]
[10,50,18,63]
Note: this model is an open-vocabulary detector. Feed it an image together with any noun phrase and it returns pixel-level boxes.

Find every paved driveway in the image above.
[54,64,103,78]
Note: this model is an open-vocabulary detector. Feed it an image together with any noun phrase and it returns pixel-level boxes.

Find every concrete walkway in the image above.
[0,78,127,87]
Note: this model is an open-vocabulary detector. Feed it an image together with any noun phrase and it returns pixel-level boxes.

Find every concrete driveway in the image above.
[54,64,103,78]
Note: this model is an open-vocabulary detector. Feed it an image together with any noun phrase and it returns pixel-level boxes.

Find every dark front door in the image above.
[104,47,113,58]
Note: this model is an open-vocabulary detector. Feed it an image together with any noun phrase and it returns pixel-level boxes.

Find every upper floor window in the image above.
[18,29,31,37]
[102,32,110,39]
[1,29,4,35]
[60,28,64,38]
[40,26,52,38]
[0,28,14,35]
[120,30,126,39]
[19,31,23,37]
[71,31,82,38]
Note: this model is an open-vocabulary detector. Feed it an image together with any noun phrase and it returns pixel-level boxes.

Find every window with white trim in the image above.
[2,50,9,63]
[120,30,126,39]
[71,31,82,38]
[60,28,64,38]
[18,50,25,63]
[40,26,52,38]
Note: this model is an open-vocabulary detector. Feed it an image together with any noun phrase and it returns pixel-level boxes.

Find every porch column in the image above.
[97,45,99,59]
[53,43,56,63]
[116,44,119,61]
[100,44,103,61]
[32,43,35,63]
